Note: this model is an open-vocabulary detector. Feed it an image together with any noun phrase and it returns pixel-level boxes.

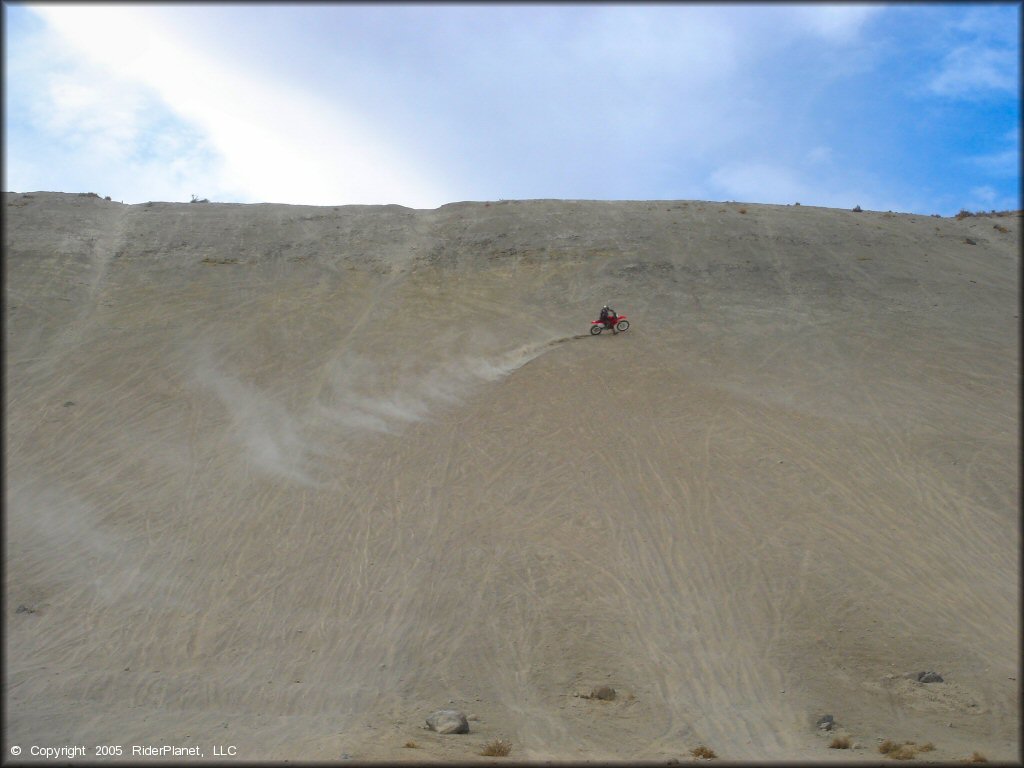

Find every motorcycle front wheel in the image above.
[590,325,603,335]
[615,320,630,332]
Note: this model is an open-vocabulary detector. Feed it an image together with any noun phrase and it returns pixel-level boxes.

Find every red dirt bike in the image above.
[590,314,630,335]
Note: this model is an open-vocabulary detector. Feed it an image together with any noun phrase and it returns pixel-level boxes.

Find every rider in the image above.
[599,305,617,329]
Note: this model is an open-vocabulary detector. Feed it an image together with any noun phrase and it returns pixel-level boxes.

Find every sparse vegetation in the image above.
[190,194,210,203]
[738,208,748,214]
[479,738,512,757]
[965,752,988,763]
[879,739,934,760]
[78,192,99,198]
[956,208,1020,219]
[852,205,863,212]
[690,745,717,759]
[403,740,419,748]
[994,224,1009,233]
[829,736,851,749]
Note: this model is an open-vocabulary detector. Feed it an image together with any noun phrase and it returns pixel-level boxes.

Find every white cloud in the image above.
[959,126,1019,180]
[969,147,1020,178]
[929,45,1019,96]
[969,185,998,204]
[963,184,1017,213]
[572,6,741,81]
[709,162,809,205]
[784,5,880,43]
[24,4,450,206]
[6,4,1015,215]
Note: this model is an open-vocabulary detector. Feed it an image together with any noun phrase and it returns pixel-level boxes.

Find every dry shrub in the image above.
[994,224,1009,233]
[889,744,917,759]
[965,752,988,763]
[738,208,748,214]
[956,209,1019,220]
[879,740,929,760]
[403,740,419,748]
[690,745,717,759]
[829,736,851,749]
[479,738,512,757]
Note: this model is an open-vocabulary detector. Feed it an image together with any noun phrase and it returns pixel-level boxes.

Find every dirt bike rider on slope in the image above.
[599,304,618,332]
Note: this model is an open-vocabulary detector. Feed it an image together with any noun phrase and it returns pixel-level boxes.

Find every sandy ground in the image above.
[3,192,1020,763]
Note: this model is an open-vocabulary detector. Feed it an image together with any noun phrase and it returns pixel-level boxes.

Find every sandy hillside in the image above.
[3,192,1019,763]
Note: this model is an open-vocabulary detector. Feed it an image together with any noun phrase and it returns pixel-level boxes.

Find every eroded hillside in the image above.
[4,192,1019,762]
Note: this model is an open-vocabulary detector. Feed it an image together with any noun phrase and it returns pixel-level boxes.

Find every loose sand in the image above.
[4,193,1019,762]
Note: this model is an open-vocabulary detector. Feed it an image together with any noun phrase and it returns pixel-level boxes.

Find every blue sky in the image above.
[4,3,1020,214]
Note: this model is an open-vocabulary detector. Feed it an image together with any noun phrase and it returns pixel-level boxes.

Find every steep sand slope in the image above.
[4,193,1019,762]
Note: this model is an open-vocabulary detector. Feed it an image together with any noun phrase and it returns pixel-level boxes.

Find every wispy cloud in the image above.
[710,162,809,206]
[929,46,1019,97]
[5,4,1019,214]
[926,5,1020,98]
[18,4,449,206]
[783,5,880,43]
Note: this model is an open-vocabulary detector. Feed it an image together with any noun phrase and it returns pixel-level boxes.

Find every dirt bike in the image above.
[590,314,629,335]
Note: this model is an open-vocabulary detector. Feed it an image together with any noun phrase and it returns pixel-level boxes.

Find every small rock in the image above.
[964,238,977,245]
[15,604,36,614]
[917,671,944,683]
[426,709,469,734]
[816,715,835,731]
[591,685,616,701]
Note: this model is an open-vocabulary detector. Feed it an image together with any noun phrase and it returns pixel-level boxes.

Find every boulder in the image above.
[426,709,469,734]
